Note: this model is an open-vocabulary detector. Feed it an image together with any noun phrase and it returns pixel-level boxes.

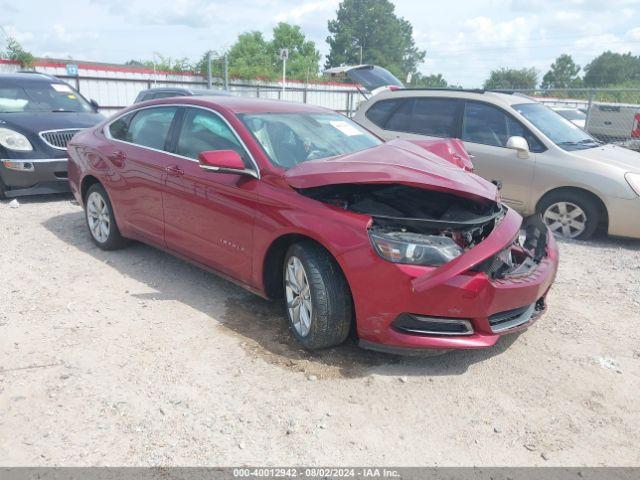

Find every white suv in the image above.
[352,88,640,240]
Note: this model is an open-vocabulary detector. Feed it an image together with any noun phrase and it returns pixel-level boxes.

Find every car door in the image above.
[105,105,180,245]
[161,106,259,284]
[461,101,543,211]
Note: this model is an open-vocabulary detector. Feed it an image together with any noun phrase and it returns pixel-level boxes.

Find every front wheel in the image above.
[538,191,600,240]
[283,242,353,350]
[84,183,128,250]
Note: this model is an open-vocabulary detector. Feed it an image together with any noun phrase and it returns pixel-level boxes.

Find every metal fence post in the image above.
[303,86,308,104]
[223,55,229,90]
[345,91,351,117]
[586,89,595,126]
[256,85,260,98]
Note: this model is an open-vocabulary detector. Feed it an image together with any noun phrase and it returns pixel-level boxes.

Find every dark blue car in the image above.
[0,72,104,198]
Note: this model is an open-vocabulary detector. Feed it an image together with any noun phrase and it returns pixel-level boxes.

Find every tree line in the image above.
[2,0,640,90]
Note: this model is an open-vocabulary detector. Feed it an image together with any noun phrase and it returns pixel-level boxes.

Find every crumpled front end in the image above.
[306,184,559,353]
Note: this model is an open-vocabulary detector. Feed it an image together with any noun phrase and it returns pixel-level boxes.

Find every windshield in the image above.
[240,112,382,169]
[514,103,599,151]
[0,82,94,113]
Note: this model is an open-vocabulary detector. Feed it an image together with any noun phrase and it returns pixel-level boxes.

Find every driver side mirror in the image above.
[506,136,530,159]
[90,99,100,111]
[198,150,257,178]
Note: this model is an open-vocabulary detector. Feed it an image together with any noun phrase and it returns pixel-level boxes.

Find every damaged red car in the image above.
[67,97,559,354]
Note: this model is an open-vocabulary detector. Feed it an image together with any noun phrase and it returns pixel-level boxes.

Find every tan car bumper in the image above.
[607,195,640,239]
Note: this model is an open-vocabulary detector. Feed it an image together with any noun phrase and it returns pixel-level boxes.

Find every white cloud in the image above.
[5,0,640,87]
[275,0,338,23]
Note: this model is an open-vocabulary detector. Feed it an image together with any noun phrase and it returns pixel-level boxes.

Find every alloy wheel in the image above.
[542,201,587,239]
[285,256,313,337]
[86,191,111,243]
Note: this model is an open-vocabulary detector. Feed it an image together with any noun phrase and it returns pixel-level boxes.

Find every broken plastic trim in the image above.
[474,214,549,279]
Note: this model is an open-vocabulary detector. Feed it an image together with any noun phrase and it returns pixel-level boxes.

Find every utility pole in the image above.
[359,45,363,65]
[206,51,212,89]
[223,54,229,90]
[279,48,289,94]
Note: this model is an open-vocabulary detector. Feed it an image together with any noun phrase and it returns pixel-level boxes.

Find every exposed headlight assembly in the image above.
[370,231,463,266]
[625,172,640,196]
[0,127,33,151]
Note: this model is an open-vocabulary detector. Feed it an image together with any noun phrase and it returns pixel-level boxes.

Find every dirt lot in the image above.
[0,194,639,466]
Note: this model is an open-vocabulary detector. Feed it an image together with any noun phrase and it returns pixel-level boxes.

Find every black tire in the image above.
[537,190,601,240]
[283,241,353,350]
[84,183,128,250]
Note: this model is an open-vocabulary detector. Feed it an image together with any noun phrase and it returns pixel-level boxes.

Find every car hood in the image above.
[572,143,640,172]
[0,111,104,133]
[284,140,498,202]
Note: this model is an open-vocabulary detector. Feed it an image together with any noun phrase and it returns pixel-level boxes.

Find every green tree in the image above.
[269,22,321,81]
[325,0,425,81]
[583,51,640,87]
[226,31,274,79]
[1,37,35,68]
[409,72,448,88]
[541,54,582,89]
[483,67,538,90]
[125,55,194,73]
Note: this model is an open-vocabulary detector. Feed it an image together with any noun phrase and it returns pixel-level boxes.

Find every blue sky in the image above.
[2,0,640,86]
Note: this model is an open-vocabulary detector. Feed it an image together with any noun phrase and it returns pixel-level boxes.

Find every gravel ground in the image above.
[1,194,639,466]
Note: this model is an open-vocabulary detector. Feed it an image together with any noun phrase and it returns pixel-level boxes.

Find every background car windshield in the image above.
[0,82,93,113]
[514,103,599,150]
[556,109,586,121]
[240,113,381,169]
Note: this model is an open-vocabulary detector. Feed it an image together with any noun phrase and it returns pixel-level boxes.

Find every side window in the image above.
[108,112,135,140]
[365,99,402,127]
[462,102,508,146]
[176,108,248,164]
[410,98,461,137]
[127,106,178,150]
[385,99,414,132]
[463,102,544,151]
[505,116,545,153]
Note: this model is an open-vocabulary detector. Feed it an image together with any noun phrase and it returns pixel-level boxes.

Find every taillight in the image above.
[632,113,640,138]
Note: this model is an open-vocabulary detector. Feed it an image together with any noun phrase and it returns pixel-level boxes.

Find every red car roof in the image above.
[159,95,334,115]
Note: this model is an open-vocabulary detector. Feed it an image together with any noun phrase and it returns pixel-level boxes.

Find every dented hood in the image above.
[284,140,499,202]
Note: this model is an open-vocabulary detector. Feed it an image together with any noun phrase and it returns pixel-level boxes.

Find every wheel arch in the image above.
[80,174,101,203]
[261,233,351,301]
[535,186,609,229]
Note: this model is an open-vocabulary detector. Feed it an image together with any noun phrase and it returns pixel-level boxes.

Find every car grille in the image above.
[39,129,82,150]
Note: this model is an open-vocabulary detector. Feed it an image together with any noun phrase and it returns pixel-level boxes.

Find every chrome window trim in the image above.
[103,103,261,179]
[39,128,84,151]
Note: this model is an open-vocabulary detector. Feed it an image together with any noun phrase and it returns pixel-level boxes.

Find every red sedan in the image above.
[67,96,558,354]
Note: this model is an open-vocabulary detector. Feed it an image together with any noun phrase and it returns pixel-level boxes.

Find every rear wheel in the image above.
[84,183,128,250]
[283,242,353,350]
[538,191,600,240]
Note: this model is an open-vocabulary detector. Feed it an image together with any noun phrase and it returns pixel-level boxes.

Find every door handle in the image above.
[109,150,126,167]
[165,165,184,176]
